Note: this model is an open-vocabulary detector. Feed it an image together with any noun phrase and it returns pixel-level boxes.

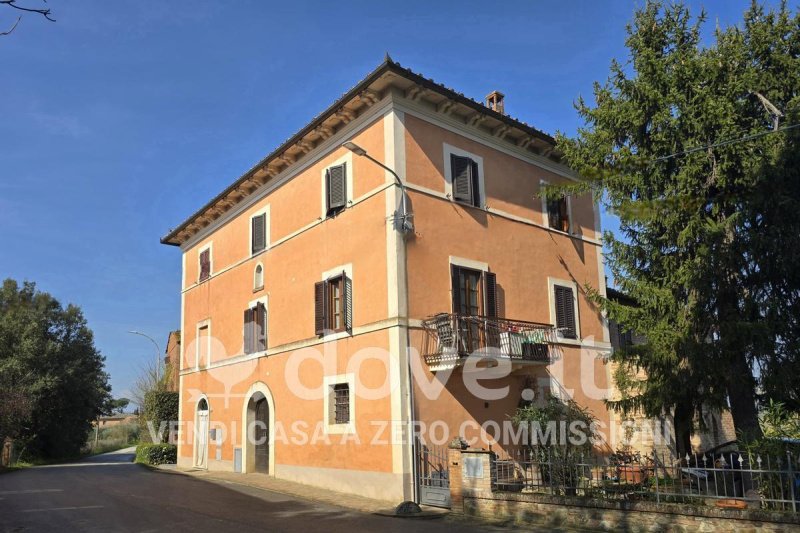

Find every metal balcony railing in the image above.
[420,313,559,368]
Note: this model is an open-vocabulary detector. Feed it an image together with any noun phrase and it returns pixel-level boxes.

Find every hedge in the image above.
[141,391,179,443]
[135,443,177,465]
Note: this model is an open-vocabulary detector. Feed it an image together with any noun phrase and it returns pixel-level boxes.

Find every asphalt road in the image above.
[0,448,518,533]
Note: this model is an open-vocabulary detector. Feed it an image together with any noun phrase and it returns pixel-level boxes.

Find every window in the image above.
[314,272,352,335]
[325,163,347,217]
[451,265,497,317]
[199,248,211,282]
[254,264,264,291]
[553,284,577,339]
[243,302,267,354]
[450,154,480,207]
[323,374,355,433]
[547,196,570,233]
[196,322,210,368]
[332,383,350,425]
[251,213,267,255]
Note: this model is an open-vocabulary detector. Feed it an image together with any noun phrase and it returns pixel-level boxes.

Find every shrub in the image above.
[511,395,599,495]
[135,443,176,465]
[141,391,179,443]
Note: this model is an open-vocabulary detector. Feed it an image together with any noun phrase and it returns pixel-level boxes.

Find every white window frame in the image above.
[540,179,573,234]
[195,319,212,370]
[253,262,264,292]
[319,152,354,219]
[547,277,581,341]
[248,205,271,257]
[443,143,485,208]
[197,242,213,282]
[323,373,355,434]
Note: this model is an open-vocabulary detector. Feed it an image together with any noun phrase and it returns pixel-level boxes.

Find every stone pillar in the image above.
[449,448,494,513]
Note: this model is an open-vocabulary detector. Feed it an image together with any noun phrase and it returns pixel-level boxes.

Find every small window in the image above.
[199,249,211,282]
[251,213,267,254]
[450,154,480,207]
[254,264,264,291]
[243,302,267,354]
[325,163,347,217]
[547,196,570,233]
[554,285,577,339]
[332,383,350,425]
[197,324,210,368]
[314,272,352,336]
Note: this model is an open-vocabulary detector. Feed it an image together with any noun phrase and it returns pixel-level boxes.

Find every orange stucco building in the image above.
[162,59,618,504]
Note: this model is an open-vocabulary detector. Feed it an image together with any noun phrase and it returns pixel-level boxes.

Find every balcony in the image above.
[420,313,559,371]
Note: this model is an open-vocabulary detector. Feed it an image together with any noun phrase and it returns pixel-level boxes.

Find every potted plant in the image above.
[611,447,646,484]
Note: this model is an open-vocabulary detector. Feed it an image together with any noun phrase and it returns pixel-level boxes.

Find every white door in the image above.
[195,409,209,468]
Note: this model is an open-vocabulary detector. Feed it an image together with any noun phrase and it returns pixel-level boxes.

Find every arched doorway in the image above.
[194,398,209,469]
[245,392,270,474]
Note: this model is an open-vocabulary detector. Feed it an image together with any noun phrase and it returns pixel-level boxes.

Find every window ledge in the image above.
[253,286,264,293]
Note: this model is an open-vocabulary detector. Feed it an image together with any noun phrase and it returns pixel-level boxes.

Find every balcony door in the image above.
[451,266,484,353]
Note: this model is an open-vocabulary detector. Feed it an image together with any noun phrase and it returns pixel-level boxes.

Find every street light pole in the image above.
[342,141,413,233]
[128,330,162,383]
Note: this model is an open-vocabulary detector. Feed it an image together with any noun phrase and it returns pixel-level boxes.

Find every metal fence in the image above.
[492,448,800,512]
[420,313,560,367]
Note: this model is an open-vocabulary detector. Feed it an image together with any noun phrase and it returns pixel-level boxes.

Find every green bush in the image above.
[141,391,179,443]
[135,443,176,465]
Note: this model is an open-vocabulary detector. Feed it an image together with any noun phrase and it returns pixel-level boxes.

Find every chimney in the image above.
[486,91,505,114]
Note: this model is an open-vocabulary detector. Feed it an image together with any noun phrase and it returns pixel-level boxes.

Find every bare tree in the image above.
[130,357,171,410]
[1,0,55,37]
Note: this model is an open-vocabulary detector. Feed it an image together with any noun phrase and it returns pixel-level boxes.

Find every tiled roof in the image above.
[161,57,557,246]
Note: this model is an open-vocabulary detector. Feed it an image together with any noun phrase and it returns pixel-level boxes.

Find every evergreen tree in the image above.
[0,279,111,458]
[556,1,800,450]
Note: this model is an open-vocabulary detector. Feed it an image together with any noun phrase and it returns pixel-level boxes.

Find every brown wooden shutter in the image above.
[554,285,577,339]
[483,271,497,318]
[343,272,352,333]
[314,281,326,336]
[451,265,462,314]
[451,154,473,204]
[326,163,347,213]
[256,302,267,351]
[252,214,266,254]
[199,250,210,281]
[244,308,253,354]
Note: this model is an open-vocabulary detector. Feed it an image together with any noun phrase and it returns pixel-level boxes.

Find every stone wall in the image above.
[448,448,800,533]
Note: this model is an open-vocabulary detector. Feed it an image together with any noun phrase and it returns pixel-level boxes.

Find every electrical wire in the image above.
[653,122,800,162]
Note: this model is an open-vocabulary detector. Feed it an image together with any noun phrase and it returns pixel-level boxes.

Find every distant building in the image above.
[606,286,736,457]
[164,330,181,392]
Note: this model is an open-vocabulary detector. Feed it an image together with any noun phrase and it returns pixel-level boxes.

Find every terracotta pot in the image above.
[618,465,645,484]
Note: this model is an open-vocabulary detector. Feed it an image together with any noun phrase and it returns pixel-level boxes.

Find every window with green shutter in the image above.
[450,154,480,207]
[554,285,577,339]
[325,163,347,217]
[251,213,266,254]
[314,272,352,336]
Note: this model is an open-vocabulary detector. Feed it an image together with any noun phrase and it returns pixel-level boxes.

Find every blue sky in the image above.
[0,0,774,401]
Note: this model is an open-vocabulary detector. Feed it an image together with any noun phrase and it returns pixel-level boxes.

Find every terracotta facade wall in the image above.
[402,113,613,452]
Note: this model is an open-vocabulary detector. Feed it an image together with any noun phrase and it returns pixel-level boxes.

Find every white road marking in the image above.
[34,462,134,468]
[22,505,104,513]
[0,489,63,495]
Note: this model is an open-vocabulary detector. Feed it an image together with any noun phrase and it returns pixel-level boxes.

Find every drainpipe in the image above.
[342,140,417,502]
